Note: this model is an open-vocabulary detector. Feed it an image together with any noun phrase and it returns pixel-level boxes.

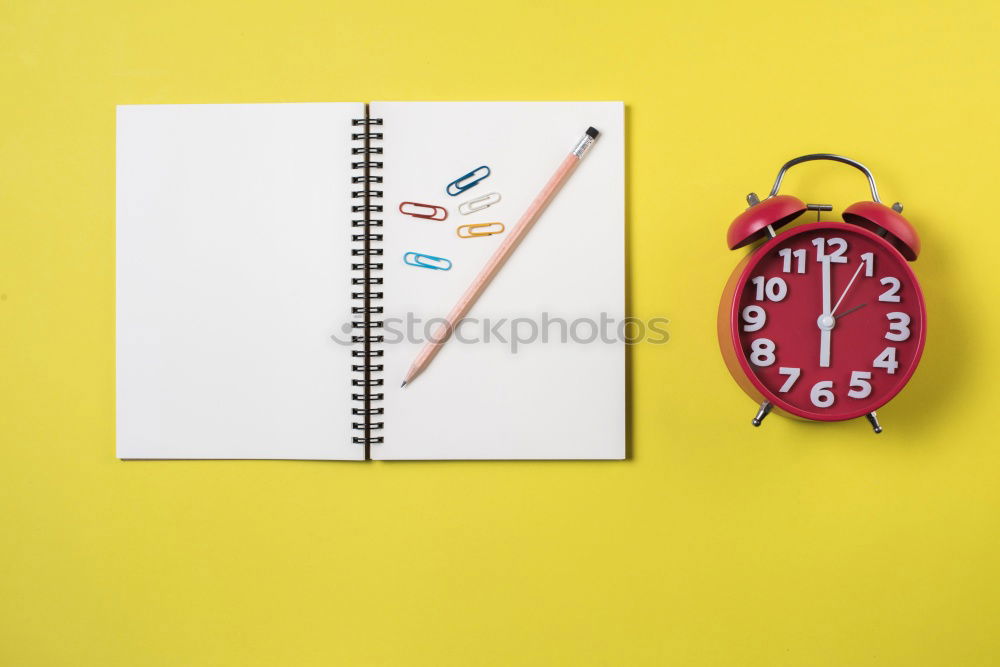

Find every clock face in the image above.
[729,223,926,421]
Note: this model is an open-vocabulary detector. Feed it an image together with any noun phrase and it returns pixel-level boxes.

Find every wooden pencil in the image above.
[402,127,600,387]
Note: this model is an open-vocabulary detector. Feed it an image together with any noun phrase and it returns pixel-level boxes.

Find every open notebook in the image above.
[116,101,625,460]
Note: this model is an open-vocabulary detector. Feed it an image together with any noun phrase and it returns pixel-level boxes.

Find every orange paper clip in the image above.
[456,222,505,238]
[399,201,448,221]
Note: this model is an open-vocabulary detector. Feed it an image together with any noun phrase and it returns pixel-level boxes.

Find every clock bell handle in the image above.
[768,153,881,203]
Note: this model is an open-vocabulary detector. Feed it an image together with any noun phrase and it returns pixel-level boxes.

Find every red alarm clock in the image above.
[718,154,926,433]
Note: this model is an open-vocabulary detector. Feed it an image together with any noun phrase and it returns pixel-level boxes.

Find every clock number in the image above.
[810,380,835,408]
[860,252,874,277]
[778,248,807,274]
[750,276,788,302]
[778,367,801,393]
[742,305,767,332]
[873,347,899,374]
[879,277,901,302]
[812,237,848,263]
[749,338,776,367]
[885,312,911,342]
[848,371,873,399]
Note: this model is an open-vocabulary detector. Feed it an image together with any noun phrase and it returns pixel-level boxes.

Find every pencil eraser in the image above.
[586,127,599,138]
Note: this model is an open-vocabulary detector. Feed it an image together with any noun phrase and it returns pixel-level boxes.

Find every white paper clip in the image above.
[458,192,501,215]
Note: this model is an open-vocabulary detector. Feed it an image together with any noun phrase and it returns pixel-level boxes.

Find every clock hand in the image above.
[835,303,867,319]
[832,261,865,316]
[821,256,832,316]
[819,326,831,367]
[818,257,833,368]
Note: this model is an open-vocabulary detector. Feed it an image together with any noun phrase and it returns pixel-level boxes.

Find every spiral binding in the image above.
[351,109,384,450]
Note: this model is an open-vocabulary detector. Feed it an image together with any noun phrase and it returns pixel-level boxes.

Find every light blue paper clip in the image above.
[446,165,491,196]
[404,252,452,271]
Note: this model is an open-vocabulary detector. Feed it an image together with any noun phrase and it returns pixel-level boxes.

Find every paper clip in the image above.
[399,201,448,221]
[404,252,452,271]
[457,222,505,238]
[458,192,501,215]
[446,166,491,196]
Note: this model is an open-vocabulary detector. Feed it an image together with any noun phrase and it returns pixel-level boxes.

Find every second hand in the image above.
[831,261,865,316]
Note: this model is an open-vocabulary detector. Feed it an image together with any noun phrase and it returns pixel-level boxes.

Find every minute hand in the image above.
[819,257,832,367]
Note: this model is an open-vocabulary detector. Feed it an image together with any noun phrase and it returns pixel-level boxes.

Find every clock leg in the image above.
[865,412,883,434]
[752,401,772,427]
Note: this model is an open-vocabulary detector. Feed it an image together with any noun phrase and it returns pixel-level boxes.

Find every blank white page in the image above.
[373,102,625,460]
[116,103,364,460]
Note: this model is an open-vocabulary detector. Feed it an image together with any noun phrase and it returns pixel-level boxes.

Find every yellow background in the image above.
[2,0,999,664]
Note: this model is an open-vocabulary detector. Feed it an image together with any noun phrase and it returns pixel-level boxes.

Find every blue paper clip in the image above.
[446,165,491,197]
[404,252,452,271]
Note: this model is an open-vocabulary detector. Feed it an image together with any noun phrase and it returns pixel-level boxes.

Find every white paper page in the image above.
[117,103,365,460]
[373,102,625,460]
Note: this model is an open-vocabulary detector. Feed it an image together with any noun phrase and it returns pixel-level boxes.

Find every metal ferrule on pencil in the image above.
[572,133,597,159]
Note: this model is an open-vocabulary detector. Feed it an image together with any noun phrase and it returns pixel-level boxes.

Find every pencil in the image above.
[402,127,600,387]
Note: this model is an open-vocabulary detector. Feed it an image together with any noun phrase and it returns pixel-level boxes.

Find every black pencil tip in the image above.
[400,381,407,388]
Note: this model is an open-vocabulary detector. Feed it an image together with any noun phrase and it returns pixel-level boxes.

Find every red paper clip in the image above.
[399,201,448,221]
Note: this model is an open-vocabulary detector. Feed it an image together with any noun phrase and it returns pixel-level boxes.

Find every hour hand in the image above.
[819,326,831,367]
